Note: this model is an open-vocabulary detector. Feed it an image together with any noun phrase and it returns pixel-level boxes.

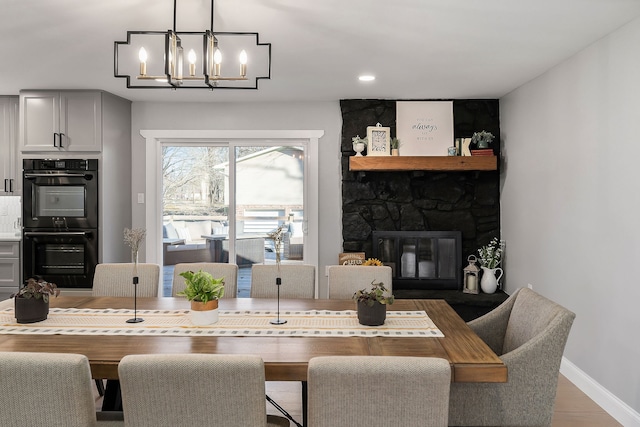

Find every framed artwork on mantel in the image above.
[366,124,391,156]
[396,101,454,156]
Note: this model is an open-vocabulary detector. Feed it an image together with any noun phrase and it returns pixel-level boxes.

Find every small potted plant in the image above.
[352,135,368,156]
[390,138,401,156]
[470,131,495,149]
[11,277,60,323]
[352,281,394,326]
[177,270,225,325]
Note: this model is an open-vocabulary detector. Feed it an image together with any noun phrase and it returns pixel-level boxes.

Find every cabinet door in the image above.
[0,257,19,288]
[0,97,19,195]
[59,91,102,152]
[20,91,60,152]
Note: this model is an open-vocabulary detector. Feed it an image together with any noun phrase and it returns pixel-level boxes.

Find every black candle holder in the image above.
[126,276,144,323]
[270,277,287,325]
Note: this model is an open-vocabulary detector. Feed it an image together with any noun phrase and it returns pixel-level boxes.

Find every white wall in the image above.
[501,16,640,419]
[130,101,342,297]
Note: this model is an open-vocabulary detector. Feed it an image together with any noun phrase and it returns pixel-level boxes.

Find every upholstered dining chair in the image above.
[327,265,393,299]
[172,262,238,298]
[118,354,289,427]
[448,287,576,427]
[0,351,124,427]
[92,263,160,297]
[308,356,451,427]
[250,264,315,298]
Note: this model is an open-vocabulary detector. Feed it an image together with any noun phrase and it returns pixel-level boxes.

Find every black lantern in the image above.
[463,255,480,294]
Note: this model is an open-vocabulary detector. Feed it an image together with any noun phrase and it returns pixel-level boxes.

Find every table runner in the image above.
[0,308,443,337]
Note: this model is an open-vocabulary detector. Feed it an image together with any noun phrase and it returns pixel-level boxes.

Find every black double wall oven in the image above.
[22,159,98,288]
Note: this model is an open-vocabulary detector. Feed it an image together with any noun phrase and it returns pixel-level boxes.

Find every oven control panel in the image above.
[23,159,98,171]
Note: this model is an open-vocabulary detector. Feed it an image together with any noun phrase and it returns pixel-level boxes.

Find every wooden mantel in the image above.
[349,155,497,172]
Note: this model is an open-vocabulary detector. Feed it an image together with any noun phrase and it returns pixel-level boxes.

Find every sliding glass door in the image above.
[161,142,307,296]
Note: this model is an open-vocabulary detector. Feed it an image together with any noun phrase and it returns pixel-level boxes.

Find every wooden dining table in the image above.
[0,296,507,384]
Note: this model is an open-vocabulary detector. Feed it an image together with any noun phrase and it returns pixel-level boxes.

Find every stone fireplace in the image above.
[340,99,501,290]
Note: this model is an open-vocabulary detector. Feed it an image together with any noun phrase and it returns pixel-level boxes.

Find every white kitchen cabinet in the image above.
[20,90,102,152]
[0,96,20,195]
[0,240,20,299]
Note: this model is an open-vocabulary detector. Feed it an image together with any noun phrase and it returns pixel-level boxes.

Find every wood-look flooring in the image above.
[262,376,622,426]
[95,375,620,426]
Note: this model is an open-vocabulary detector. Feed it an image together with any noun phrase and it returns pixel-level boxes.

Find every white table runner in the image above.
[0,308,443,337]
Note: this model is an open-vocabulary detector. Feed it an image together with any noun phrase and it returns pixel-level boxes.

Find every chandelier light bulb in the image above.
[188,49,197,76]
[239,50,247,77]
[213,49,222,77]
[138,47,147,76]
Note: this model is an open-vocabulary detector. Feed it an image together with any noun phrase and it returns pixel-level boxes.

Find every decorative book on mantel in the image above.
[470,149,494,156]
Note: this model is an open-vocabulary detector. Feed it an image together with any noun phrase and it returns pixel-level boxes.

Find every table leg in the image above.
[302,381,308,427]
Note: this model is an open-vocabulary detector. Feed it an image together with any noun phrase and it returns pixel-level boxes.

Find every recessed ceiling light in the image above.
[359,75,375,82]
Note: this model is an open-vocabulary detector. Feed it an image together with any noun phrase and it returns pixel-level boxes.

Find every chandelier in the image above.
[114,0,271,89]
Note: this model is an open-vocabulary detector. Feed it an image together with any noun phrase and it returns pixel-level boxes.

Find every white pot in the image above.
[480,267,503,294]
[190,300,219,325]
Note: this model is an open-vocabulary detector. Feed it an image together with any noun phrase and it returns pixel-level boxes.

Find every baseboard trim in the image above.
[561,357,640,426]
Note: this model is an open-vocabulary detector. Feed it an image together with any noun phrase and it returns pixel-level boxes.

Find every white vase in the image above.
[353,142,365,156]
[480,267,503,294]
[190,300,219,325]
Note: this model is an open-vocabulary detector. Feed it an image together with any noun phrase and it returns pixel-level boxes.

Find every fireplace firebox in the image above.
[372,231,462,290]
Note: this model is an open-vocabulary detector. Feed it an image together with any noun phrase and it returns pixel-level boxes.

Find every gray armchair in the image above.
[449,287,576,427]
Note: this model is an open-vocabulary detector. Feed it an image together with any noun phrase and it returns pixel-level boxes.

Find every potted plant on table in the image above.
[177,270,225,325]
[11,277,60,323]
[353,281,394,326]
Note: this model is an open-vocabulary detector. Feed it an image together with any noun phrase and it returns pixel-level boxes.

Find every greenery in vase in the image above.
[353,281,394,307]
[177,270,225,303]
[12,277,60,303]
[470,130,495,147]
[267,224,288,267]
[477,237,505,269]
[352,135,368,148]
[390,137,401,149]
[124,228,146,262]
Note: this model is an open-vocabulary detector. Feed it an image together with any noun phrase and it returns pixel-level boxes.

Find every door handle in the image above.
[53,132,58,147]
[25,231,90,237]
[3,179,7,192]
[8,179,13,193]
[59,133,65,148]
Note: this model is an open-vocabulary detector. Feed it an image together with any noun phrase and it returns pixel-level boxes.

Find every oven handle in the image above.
[24,231,90,237]
[24,173,93,179]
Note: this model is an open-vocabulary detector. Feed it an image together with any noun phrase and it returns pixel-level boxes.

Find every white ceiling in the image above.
[2,0,640,103]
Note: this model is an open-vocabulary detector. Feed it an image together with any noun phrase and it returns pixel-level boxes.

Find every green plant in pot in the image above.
[11,277,60,324]
[390,137,401,156]
[470,130,495,149]
[353,281,394,326]
[177,270,225,326]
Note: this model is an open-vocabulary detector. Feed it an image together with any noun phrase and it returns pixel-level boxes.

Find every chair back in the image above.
[172,262,238,298]
[503,287,576,354]
[448,287,576,427]
[327,265,393,299]
[0,352,99,427]
[250,264,315,298]
[92,263,160,297]
[119,354,271,427]
[308,356,450,427]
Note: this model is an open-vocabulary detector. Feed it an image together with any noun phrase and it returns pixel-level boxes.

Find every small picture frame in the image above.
[366,125,390,156]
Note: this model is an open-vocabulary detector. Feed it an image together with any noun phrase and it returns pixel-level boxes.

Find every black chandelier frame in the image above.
[114,0,271,90]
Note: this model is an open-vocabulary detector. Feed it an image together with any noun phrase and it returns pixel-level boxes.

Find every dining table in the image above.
[0,296,507,384]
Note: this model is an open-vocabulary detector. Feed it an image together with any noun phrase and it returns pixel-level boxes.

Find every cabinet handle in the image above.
[3,179,7,192]
[8,179,13,193]
[53,132,59,147]
[59,133,65,148]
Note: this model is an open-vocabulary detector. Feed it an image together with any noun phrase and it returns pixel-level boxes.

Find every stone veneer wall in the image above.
[340,99,501,270]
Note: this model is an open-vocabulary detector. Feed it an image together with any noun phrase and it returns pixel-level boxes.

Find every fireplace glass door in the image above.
[373,231,461,290]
